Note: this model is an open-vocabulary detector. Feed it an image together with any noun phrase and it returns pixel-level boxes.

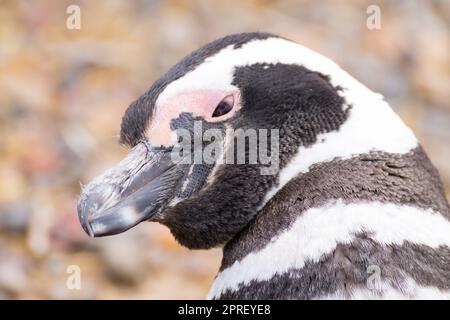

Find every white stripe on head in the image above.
[261,98,418,205]
[207,200,450,299]
[155,37,376,107]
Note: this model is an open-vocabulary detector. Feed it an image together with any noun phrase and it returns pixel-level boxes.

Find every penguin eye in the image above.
[212,95,234,118]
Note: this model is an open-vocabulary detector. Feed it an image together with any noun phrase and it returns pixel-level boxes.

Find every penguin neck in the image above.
[219,145,449,273]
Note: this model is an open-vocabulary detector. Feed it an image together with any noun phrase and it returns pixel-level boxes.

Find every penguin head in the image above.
[78,32,416,248]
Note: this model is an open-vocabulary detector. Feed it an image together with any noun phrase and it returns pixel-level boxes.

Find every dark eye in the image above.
[212,95,234,118]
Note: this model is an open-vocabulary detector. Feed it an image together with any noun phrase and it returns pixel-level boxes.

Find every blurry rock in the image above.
[18,137,59,177]
[0,202,31,233]
[0,167,26,203]
[96,231,150,284]
[26,192,54,257]
[0,248,29,295]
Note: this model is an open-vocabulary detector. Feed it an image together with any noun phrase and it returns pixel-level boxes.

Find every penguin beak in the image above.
[77,142,182,237]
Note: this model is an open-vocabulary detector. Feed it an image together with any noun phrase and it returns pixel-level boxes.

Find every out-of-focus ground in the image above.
[0,0,449,299]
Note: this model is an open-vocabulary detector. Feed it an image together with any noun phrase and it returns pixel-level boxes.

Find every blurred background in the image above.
[0,0,449,299]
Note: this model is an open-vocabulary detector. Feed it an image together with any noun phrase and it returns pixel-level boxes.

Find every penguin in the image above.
[78,32,450,299]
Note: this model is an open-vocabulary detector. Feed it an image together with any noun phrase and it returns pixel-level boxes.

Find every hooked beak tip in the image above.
[77,197,96,237]
[77,143,181,238]
[83,221,95,238]
[78,209,94,237]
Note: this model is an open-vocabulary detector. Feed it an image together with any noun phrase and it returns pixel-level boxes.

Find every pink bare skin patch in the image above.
[146,90,241,147]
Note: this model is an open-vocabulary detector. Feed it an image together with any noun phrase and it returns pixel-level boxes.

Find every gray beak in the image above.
[77,142,182,237]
